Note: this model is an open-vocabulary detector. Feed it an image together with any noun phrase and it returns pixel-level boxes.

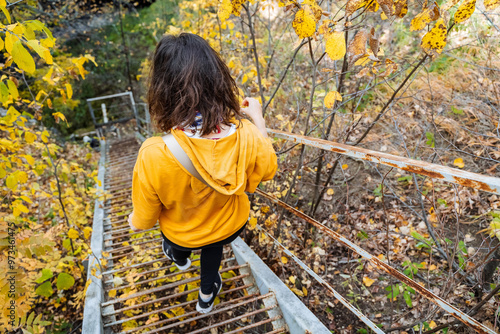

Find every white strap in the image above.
[162,133,213,189]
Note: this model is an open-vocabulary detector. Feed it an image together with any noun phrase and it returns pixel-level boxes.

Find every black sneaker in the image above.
[162,239,191,271]
[196,272,222,314]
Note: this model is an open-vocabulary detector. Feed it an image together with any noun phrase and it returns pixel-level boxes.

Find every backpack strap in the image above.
[162,133,213,189]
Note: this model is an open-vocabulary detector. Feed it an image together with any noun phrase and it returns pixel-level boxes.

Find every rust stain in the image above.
[453,176,494,192]
[385,162,399,168]
[401,166,445,180]
[330,147,346,154]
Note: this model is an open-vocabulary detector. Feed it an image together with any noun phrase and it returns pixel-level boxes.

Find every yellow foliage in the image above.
[394,0,408,17]
[363,276,376,287]
[292,7,316,39]
[421,18,447,57]
[12,41,35,73]
[67,228,79,239]
[218,0,233,22]
[454,0,476,24]
[453,158,465,168]
[324,91,342,108]
[410,1,440,31]
[484,0,500,10]
[325,31,346,61]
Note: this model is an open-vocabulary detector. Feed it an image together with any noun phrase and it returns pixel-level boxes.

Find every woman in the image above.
[127,33,277,314]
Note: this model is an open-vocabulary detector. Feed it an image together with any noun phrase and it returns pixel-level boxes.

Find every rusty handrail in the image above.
[255,189,496,334]
[268,129,500,195]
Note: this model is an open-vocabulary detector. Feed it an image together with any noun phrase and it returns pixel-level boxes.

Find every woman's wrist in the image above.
[251,116,268,138]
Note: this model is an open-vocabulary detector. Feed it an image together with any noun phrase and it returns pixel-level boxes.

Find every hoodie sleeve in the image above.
[245,125,278,192]
[131,147,162,230]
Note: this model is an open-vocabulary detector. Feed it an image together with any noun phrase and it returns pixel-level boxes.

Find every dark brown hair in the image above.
[147,33,242,135]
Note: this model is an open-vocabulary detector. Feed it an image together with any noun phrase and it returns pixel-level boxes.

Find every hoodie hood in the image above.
[172,119,258,196]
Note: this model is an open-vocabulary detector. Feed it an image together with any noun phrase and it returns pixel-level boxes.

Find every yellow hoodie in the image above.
[131,119,278,248]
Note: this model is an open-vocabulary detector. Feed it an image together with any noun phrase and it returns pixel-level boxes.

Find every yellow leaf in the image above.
[325,31,346,61]
[394,0,408,17]
[248,217,257,230]
[342,164,348,169]
[41,130,49,143]
[7,79,19,100]
[12,40,36,74]
[108,289,117,298]
[35,90,47,101]
[26,40,53,64]
[23,154,34,165]
[291,287,304,297]
[281,256,288,264]
[25,131,36,143]
[0,6,11,24]
[429,321,437,329]
[84,54,98,66]
[453,158,464,168]
[363,276,375,287]
[52,112,68,125]
[327,188,334,195]
[4,31,17,54]
[65,83,73,99]
[84,226,93,239]
[43,67,55,85]
[484,0,500,10]
[454,0,476,24]
[68,228,79,239]
[47,98,53,109]
[429,264,437,271]
[289,276,296,284]
[6,174,17,189]
[292,7,316,39]
[242,74,248,84]
[421,18,447,57]
[324,90,342,108]
[302,287,308,296]
[410,2,440,31]
[218,0,232,22]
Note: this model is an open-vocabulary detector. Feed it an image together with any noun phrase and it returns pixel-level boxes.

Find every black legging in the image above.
[160,222,246,295]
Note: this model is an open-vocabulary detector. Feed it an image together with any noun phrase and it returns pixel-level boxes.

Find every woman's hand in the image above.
[241,97,262,121]
[241,97,268,138]
[128,212,143,232]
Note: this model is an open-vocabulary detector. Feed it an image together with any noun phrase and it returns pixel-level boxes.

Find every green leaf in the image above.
[437,198,447,207]
[403,290,413,308]
[35,269,53,284]
[451,106,463,115]
[425,132,435,148]
[35,281,53,297]
[27,312,35,326]
[56,272,75,290]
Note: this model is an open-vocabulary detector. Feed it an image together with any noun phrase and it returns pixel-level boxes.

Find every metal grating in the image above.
[98,137,288,334]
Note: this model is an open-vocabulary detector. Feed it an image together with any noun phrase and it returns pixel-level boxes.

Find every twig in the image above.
[244,4,266,110]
